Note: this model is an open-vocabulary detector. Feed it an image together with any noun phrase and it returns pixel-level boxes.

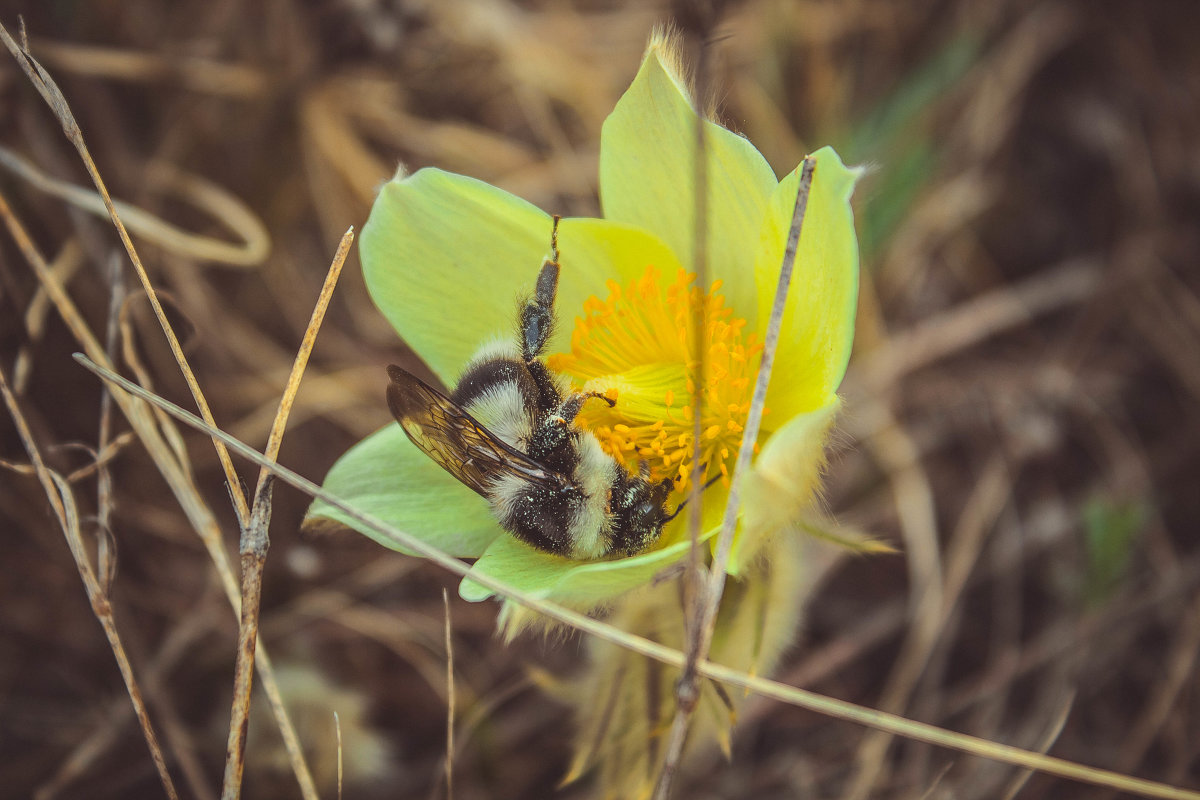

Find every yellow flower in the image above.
[306,33,861,620]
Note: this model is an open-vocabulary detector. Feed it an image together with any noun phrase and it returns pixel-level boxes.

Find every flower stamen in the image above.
[548,266,763,492]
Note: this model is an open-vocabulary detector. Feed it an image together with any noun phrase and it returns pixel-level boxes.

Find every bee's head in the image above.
[651,476,674,508]
[633,477,674,529]
[610,475,676,556]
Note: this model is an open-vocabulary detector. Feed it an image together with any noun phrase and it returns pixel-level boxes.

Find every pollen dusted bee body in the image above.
[387,227,674,560]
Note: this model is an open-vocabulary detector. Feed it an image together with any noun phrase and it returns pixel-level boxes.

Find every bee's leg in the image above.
[527,391,614,462]
[556,390,615,423]
[521,219,565,412]
[521,261,562,412]
[523,262,564,412]
[520,260,558,361]
[520,219,561,363]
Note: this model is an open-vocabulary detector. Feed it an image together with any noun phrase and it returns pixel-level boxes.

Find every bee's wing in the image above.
[386,365,568,498]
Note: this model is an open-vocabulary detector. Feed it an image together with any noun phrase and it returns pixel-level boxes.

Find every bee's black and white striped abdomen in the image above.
[450,341,540,451]
[450,340,617,559]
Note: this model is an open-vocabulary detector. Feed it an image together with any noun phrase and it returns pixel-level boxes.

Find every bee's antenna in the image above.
[550,214,561,265]
[662,472,721,522]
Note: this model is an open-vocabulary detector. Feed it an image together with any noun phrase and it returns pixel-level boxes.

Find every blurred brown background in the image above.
[1,1,1198,798]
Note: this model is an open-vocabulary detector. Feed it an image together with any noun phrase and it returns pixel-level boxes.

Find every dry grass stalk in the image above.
[0,20,251,522]
[998,693,1075,800]
[845,440,1014,798]
[4,4,1199,798]
[335,711,344,800]
[13,238,84,392]
[29,36,270,97]
[222,228,351,799]
[72,354,1200,800]
[0,20,319,799]
[682,25,713,637]
[1,177,317,800]
[0,364,179,800]
[32,604,221,800]
[0,146,270,268]
[1104,590,1200,788]
[853,257,1102,395]
[444,588,456,800]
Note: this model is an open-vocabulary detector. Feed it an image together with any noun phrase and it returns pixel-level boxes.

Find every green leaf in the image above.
[845,33,981,160]
[857,143,935,260]
[842,33,981,262]
[1082,496,1145,607]
[306,424,502,558]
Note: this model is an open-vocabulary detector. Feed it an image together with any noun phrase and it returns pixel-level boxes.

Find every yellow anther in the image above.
[547,264,762,490]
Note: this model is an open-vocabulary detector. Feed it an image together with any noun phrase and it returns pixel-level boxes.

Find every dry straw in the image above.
[4,7,1198,800]
[74,354,1200,800]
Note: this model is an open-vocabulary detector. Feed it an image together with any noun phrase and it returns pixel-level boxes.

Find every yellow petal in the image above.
[601,41,778,329]
[362,167,686,383]
[361,168,554,384]
[754,146,861,422]
[305,424,504,558]
[731,398,840,573]
[554,217,685,331]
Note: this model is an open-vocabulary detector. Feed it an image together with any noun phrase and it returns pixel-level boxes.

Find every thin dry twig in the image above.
[0,18,252,523]
[0,441,132,484]
[0,20,325,797]
[0,430,133,485]
[654,155,817,800]
[0,177,316,800]
[92,250,125,609]
[0,364,179,800]
[443,588,456,800]
[318,605,456,702]
[13,238,83,392]
[73,353,1200,800]
[31,595,221,800]
[6,6,1194,799]
[853,256,1101,394]
[335,712,344,800]
[0,145,270,267]
[683,20,713,651]
[999,692,1075,800]
[221,228,352,800]
[1103,589,1200,791]
[846,441,1012,797]
[30,37,270,97]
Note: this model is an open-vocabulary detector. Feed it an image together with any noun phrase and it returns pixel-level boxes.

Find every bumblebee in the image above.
[387,219,675,559]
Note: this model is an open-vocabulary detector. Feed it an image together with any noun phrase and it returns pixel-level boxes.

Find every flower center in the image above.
[548,265,762,492]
